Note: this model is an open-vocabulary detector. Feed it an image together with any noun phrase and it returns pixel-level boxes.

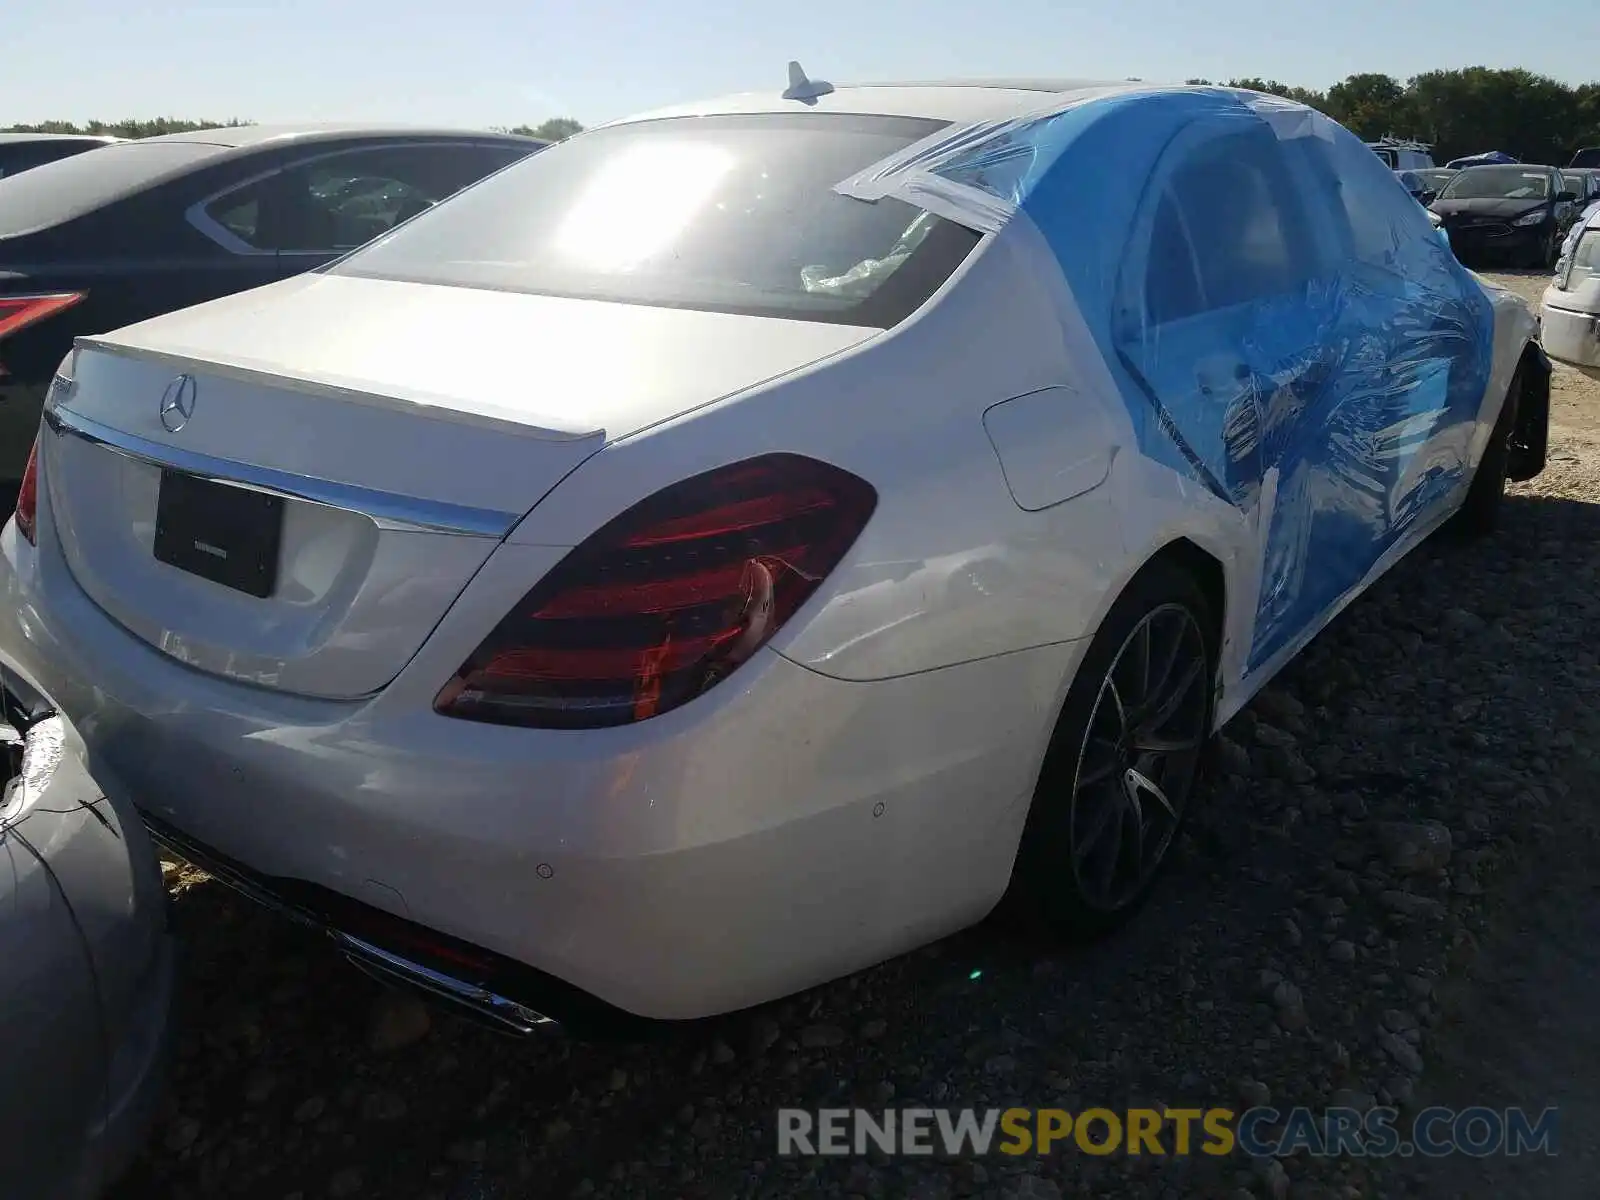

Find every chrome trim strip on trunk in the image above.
[43,404,520,538]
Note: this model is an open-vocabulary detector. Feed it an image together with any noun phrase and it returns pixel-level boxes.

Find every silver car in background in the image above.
[1,673,172,1199]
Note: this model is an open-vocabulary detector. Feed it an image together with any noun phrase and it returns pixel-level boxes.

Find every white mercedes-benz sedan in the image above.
[0,74,1551,1028]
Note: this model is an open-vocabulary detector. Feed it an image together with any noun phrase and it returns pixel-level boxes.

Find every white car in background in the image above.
[0,74,1550,1028]
[1543,201,1600,380]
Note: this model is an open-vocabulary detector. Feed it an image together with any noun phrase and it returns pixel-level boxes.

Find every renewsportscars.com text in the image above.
[777,1106,1559,1159]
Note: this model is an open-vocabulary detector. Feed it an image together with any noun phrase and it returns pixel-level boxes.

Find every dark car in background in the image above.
[1562,168,1600,208]
[1398,167,1456,205]
[1429,163,1578,269]
[0,124,546,509]
[0,133,122,180]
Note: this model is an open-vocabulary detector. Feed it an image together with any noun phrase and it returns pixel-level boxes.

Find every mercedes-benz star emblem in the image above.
[159,374,197,433]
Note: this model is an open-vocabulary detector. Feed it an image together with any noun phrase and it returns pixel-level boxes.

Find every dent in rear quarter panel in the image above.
[508,218,1131,682]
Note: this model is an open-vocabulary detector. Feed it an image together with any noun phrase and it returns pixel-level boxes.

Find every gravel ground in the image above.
[116,270,1600,1200]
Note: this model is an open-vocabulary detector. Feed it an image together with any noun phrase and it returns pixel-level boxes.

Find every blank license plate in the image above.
[152,470,283,598]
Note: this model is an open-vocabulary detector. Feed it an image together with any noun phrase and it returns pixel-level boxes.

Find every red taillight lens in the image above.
[15,437,39,545]
[0,292,85,356]
[0,293,85,340]
[435,454,877,729]
[0,293,85,380]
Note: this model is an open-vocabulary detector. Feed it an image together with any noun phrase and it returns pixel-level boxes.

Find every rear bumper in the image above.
[142,812,581,1036]
[0,511,1072,1021]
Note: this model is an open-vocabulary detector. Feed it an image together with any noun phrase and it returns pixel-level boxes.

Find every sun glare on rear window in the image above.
[330,113,983,328]
[552,142,735,272]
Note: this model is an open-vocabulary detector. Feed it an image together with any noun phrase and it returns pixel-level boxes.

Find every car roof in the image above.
[140,123,547,149]
[0,125,547,239]
[0,132,123,145]
[604,78,1156,128]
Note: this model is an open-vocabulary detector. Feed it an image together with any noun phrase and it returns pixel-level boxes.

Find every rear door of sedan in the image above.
[1112,111,1490,674]
[1112,116,1339,668]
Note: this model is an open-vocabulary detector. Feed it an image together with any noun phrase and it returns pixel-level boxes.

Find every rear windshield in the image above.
[1439,167,1551,201]
[331,113,981,328]
[0,140,226,235]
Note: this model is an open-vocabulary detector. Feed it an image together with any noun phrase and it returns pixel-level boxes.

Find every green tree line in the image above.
[1188,68,1600,165]
[3,116,585,142]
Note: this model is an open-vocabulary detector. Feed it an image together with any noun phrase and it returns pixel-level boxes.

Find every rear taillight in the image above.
[435,454,877,729]
[15,437,39,545]
[0,293,85,340]
[0,293,85,379]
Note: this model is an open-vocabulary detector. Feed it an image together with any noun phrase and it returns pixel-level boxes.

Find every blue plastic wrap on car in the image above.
[841,86,1496,674]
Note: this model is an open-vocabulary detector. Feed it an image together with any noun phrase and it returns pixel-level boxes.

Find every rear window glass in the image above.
[331,113,981,328]
[0,141,226,235]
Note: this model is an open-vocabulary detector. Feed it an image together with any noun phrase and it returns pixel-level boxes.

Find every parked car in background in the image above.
[1543,204,1600,380]
[0,124,546,511]
[1367,135,1434,170]
[1561,168,1600,208]
[1398,167,1454,205]
[1411,166,1457,196]
[0,133,121,180]
[1430,164,1578,268]
[1,682,172,1197]
[0,77,1549,1029]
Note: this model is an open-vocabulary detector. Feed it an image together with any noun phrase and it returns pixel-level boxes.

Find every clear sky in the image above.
[4,0,1595,130]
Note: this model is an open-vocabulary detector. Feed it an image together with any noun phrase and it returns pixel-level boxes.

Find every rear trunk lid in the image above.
[43,273,875,698]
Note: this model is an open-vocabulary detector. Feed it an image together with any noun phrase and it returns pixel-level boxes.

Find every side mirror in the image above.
[1419,190,1438,206]
[1557,191,1579,203]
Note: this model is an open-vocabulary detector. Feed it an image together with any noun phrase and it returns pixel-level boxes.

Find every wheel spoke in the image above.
[1129,731,1203,754]
[1104,678,1128,738]
[1074,790,1120,863]
[1144,616,1185,708]
[1120,770,1145,826]
[1136,656,1203,737]
[1119,798,1144,885]
[1077,756,1117,788]
[1136,618,1153,699]
[1094,804,1123,899]
[1126,765,1178,820]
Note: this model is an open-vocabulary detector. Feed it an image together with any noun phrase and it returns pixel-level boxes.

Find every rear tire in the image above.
[1009,560,1217,938]
[1453,368,1520,537]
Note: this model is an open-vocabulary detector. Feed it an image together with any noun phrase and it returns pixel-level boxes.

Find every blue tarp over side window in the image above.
[844,87,1495,676]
